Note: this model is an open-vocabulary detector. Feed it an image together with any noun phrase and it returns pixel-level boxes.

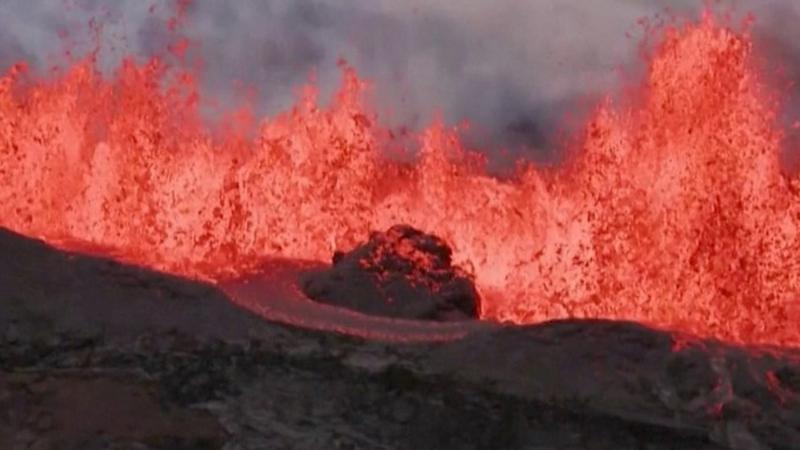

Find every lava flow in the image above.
[0,11,799,347]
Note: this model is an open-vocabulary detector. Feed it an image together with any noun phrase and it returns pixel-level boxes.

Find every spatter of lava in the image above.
[0,11,799,347]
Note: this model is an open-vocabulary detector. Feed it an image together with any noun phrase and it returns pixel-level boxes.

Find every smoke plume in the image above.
[0,0,798,159]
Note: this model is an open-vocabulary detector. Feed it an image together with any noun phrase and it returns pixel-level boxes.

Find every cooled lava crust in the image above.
[299,225,481,321]
[4,227,800,449]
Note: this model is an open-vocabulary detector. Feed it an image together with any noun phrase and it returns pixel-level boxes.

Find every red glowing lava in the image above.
[1,11,799,347]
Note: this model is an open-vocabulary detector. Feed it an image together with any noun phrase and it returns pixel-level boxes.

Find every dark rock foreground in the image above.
[300,225,480,321]
[1,228,799,449]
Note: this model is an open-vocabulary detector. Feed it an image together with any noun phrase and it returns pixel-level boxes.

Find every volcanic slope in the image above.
[1,228,800,449]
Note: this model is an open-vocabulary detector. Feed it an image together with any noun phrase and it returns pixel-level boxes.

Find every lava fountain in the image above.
[0,10,799,347]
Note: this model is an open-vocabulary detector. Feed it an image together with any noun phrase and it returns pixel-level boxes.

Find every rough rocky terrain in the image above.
[1,227,800,449]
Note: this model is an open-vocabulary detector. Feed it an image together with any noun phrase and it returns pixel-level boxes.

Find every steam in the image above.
[0,0,798,158]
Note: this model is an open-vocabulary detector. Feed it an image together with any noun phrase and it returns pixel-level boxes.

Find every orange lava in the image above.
[1,12,799,346]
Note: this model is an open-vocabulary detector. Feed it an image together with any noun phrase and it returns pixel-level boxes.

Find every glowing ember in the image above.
[0,11,799,347]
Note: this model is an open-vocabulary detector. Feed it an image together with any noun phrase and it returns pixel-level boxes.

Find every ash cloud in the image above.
[0,0,798,161]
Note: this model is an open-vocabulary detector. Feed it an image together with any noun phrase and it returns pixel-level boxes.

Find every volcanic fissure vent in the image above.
[300,225,481,321]
[2,9,800,346]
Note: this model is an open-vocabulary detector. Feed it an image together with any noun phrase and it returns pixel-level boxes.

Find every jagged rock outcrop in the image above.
[300,225,481,321]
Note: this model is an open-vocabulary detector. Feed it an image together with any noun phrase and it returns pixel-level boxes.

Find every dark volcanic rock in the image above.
[300,224,481,321]
[2,227,800,449]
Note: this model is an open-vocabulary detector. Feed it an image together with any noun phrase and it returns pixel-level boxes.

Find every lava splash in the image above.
[0,11,798,347]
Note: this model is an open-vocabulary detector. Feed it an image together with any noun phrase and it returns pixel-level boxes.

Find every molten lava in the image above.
[1,12,799,346]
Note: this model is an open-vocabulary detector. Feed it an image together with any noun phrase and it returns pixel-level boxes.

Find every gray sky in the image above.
[0,0,798,159]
